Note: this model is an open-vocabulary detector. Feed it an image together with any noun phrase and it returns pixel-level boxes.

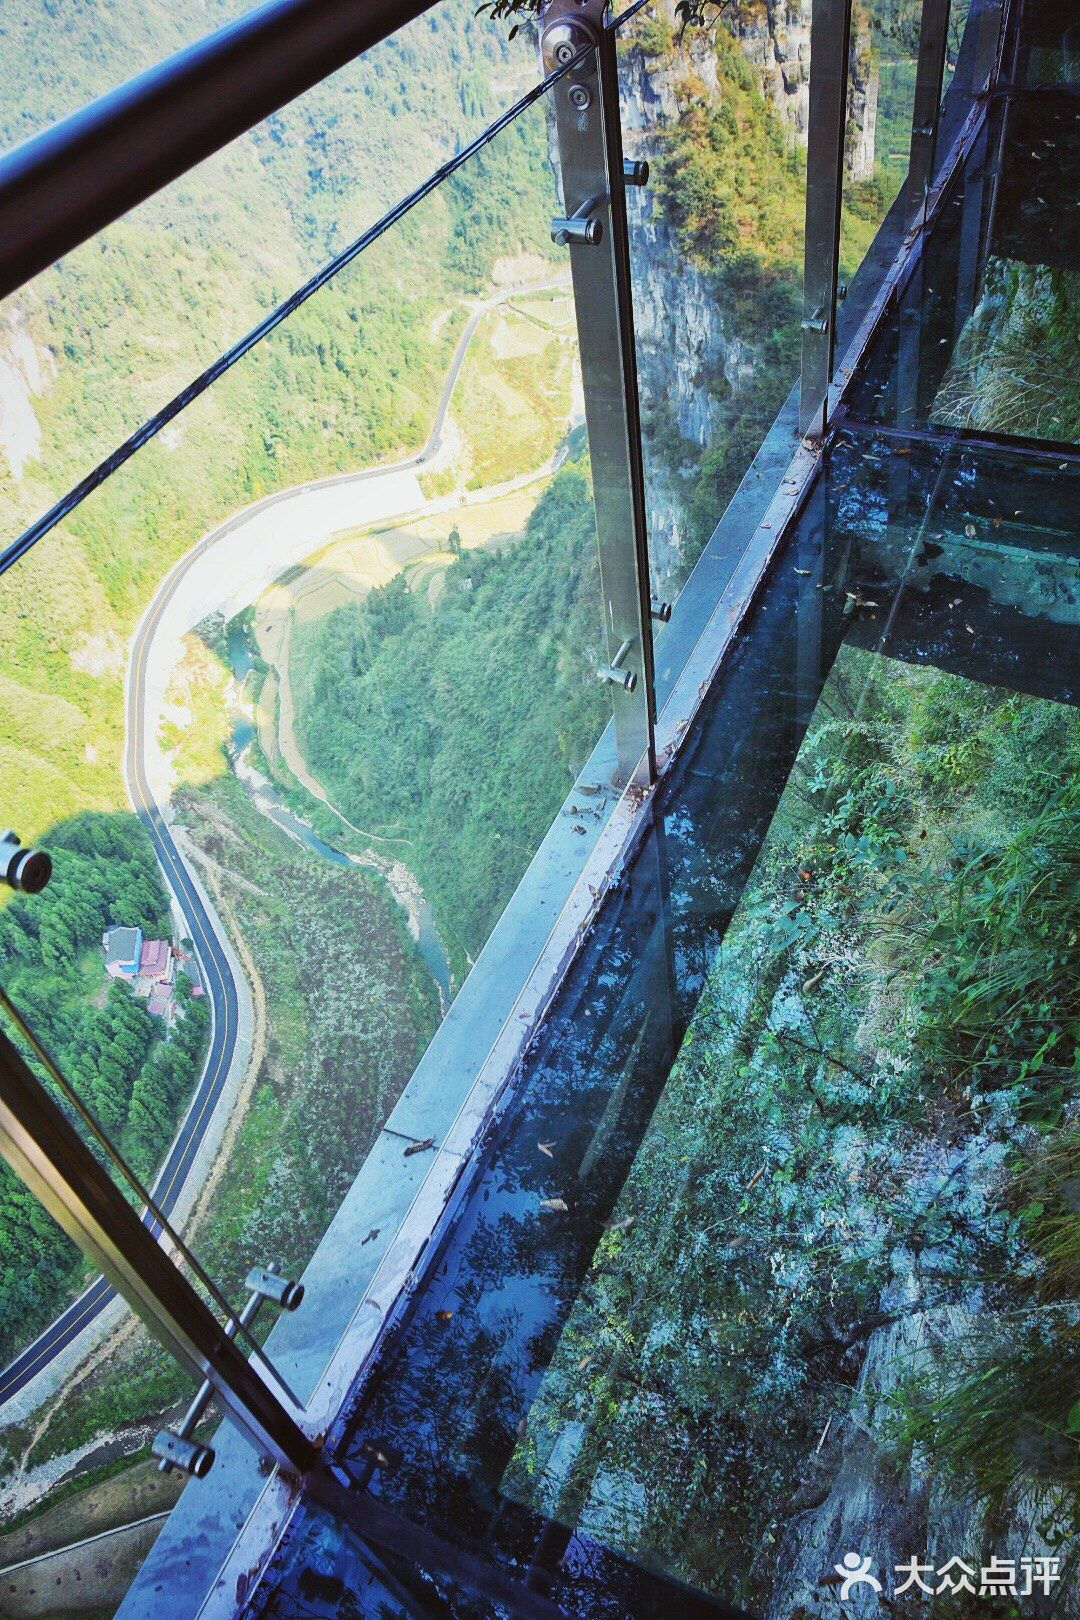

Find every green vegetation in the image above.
[935,261,1080,443]
[295,455,609,959]
[18,769,439,1471]
[0,0,553,1394]
[452,299,573,487]
[640,16,807,572]
[629,0,922,576]
[508,650,1079,1603]
[0,812,209,1365]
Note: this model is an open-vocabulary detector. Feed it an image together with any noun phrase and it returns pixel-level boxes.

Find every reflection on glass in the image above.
[848,89,1080,446]
[934,94,1080,444]
[257,428,1078,1618]
[1018,0,1079,85]
[0,72,619,1616]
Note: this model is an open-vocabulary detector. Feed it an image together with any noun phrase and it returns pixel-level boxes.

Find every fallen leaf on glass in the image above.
[404,1137,436,1157]
[361,1228,380,1245]
[538,1141,555,1158]
[604,1214,636,1232]
[541,1197,569,1213]
[577,1355,593,1372]
[802,965,828,994]
[435,1309,454,1323]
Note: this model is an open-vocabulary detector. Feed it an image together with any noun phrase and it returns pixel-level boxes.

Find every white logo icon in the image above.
[835,1552,883,1599]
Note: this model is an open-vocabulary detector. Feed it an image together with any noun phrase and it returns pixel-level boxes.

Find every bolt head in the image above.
[569,83,592,110]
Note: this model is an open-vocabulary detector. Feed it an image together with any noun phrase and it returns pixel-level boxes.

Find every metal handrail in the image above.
[0,48,590,580]
[0,0,443,302]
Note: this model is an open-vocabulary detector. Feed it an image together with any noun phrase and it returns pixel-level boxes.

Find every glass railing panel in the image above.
[0,0,539,547]
[0,54,633,1617]
[833,0,1009,370]
[1016,0,1079,86]
[0,0,255,145]
[616,3,805,642]
[837,0,923,299]
[845,83,1080,447]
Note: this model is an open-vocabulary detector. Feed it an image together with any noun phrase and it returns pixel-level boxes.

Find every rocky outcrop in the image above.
[728,0,877,174]
[846,3,880,182]
[617,1,879,575]
[619,18,757,575]
[0,308,51,481]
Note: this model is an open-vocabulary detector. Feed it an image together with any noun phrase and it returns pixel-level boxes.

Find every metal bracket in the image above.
[650,596,672,623]
[0,829,51,893]
[551,197,604,246]
[152,1262,304,1478]
[597,636,637,692]
[623,157,649,186]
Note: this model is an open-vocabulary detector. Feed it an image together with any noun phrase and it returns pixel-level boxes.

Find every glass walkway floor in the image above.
[243,59,1080,1620]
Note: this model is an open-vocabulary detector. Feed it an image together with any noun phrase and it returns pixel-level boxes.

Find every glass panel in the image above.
[0,58,629,1616]
[616,4,805,637]
[0,0,540,547]
[846,90,1080,446]
[1017,0,1079,86]
[250,420,1079,1618]
[837,0,923,298]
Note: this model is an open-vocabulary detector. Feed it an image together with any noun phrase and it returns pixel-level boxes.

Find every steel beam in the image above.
[908,0,953,222]
[540,2,656,785]
[0,1025,317,1476]
[800,0,854,439]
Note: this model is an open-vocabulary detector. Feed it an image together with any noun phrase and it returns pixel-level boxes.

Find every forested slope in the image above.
[294,457,609,960]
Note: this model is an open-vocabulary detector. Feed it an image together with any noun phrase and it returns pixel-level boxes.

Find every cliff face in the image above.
[730,0,878,178]
[620,32,735,576]
[620,1,880,577]
[0,309,51,483]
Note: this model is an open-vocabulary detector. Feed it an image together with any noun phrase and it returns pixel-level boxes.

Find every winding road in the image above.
[0,277,571,1410]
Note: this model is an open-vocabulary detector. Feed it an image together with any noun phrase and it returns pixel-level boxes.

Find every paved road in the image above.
[0,278,568,1409]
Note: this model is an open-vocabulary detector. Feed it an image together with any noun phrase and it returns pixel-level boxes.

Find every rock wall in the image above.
[620,31,737,575]
[0,308,51,482]
[618,1,880,576]
[729,0,879,178]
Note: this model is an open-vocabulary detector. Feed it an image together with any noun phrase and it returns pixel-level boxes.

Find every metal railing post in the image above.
[540,0,656,786]
[0,1025,317,1476]
[907,0,953,225]
[800,0,854,439]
